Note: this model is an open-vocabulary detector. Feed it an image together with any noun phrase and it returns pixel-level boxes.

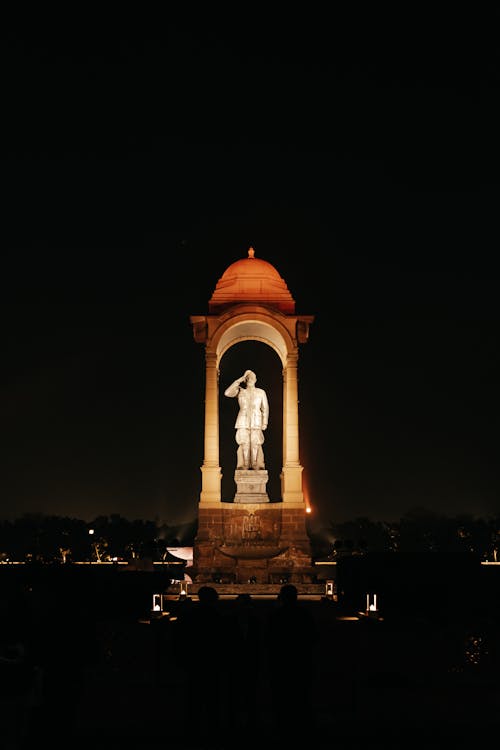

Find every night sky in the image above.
[2,12,498,530]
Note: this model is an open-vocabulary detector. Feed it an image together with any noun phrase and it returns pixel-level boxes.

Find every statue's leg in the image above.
[237,429,250,469]
[237,445,244,469]
[242,444,250,469]
[236,428,250,469]
[256,446,265,469]
[251,430,265,469]
[250,445,257,469]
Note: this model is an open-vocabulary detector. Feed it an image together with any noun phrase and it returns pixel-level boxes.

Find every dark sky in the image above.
[2,12,499,529]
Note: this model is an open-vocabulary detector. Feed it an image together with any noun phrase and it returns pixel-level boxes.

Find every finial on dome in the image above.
[248,246,255,259]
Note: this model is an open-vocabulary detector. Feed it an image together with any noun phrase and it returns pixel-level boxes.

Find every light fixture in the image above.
[178,580,189,599]
[152,593,164,612]
[325,580,336,600]
[366,593,378,616]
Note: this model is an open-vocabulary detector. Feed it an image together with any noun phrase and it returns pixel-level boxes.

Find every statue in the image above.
[224,370,269,470]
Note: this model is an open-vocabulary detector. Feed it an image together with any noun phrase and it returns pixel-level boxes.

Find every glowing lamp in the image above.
[325,580,336,600]
[152,593,164,612]
[179,581,189,599]
[366,593,378,616]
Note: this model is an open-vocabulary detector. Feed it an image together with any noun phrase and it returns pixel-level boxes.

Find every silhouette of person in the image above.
[25,574,99,744]
[226,593,262,731]
[177,585,227,744]
[266,584,317,736]
[224,370,269,469]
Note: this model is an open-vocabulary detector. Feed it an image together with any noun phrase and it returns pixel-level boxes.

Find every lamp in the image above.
[152,593,164,612]
[178,580,189,599]
[325,580,336,600]
[366,593,378,616]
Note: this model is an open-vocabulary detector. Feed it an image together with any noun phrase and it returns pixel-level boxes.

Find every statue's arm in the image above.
[224,377,244,398]
[262,390,269,429]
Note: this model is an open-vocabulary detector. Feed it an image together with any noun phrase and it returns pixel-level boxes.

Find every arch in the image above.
[189,249,315,583]
[213,315,295,369]
[219,338,282,503]
[193,306,306,507]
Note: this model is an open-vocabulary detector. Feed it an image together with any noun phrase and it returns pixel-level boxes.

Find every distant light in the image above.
[305,506,312,514]
[336,616,359,621]
[88,529,95,535]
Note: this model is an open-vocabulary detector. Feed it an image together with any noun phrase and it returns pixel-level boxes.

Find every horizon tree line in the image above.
[0,507,498,563]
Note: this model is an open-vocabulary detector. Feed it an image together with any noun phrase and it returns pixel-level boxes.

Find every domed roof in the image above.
[208,247,295,314]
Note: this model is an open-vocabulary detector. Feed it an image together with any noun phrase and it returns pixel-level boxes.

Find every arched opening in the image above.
[219,341,283,502]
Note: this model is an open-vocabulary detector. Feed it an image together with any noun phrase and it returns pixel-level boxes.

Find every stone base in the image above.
[165,581,327,598]
[193,503,315,583]
[233,469,269,503]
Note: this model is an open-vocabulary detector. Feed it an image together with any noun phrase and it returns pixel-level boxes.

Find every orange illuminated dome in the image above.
[209,247,295,313]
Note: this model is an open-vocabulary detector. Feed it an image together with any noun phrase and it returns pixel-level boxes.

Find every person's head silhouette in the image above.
[197,585,219,605]
[278,583,298,605]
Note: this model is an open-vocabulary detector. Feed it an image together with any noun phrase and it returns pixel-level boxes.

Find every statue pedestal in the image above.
[233,469,270,503]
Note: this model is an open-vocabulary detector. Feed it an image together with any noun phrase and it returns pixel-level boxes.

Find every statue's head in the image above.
[244,370,257,384]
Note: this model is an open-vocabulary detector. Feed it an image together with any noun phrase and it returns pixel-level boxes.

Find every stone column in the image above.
[281,352,304,504]
[200,351,222,504]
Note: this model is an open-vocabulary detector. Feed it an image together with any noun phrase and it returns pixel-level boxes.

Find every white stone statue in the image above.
[224,370,269,470]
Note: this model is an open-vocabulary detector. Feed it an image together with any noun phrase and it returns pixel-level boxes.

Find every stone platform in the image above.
[165,581,328,599]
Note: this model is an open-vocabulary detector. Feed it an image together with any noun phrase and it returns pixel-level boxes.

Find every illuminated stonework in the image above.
[190,247,315,583]
[208,246,296,314]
